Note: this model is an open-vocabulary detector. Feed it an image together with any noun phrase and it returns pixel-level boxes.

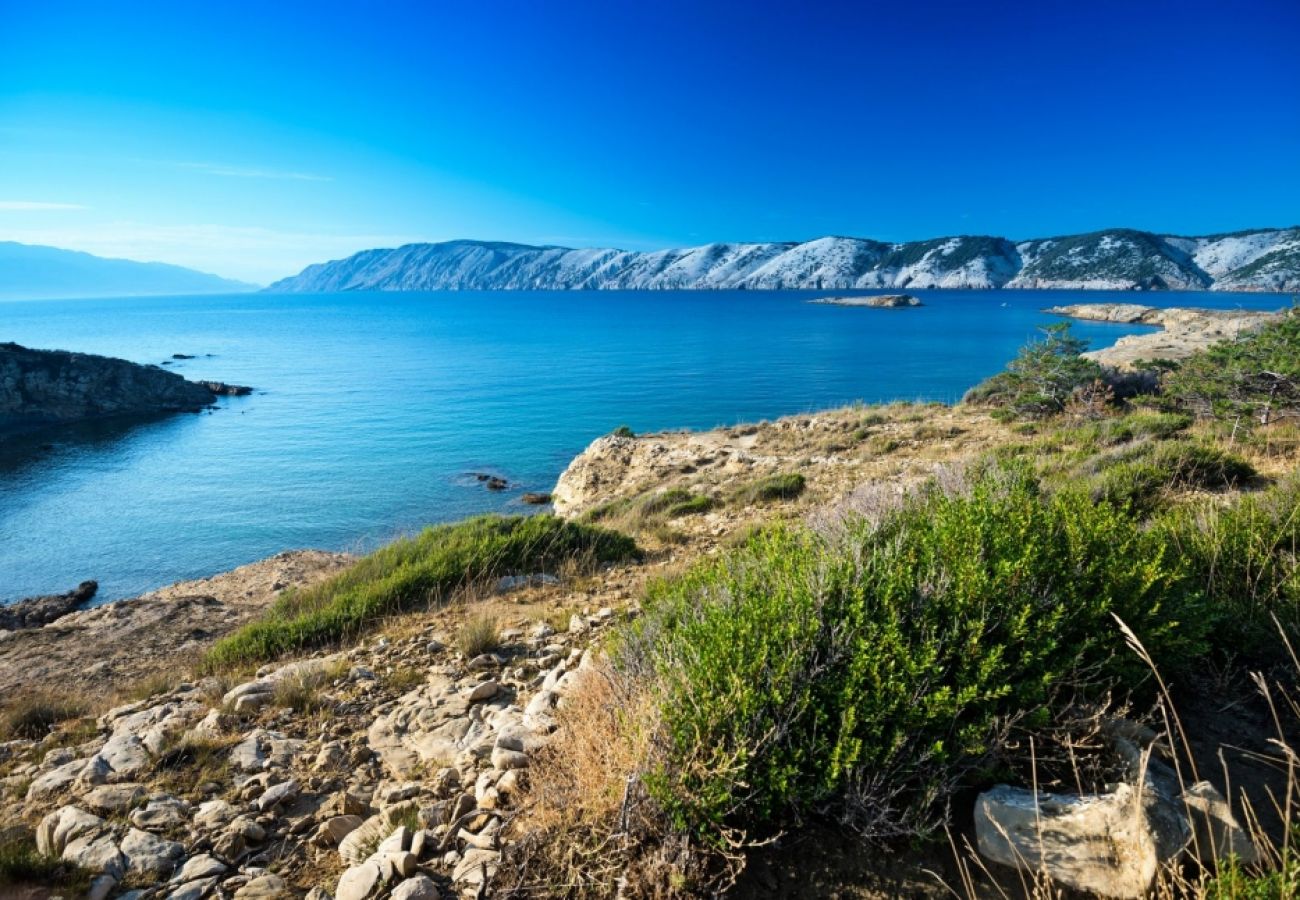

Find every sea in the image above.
[0,288,1286,605]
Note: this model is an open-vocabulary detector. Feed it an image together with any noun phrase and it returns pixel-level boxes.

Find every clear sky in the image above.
[1,0,1297,284]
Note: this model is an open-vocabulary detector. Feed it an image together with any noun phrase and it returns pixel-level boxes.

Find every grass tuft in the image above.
[455,612,501,658]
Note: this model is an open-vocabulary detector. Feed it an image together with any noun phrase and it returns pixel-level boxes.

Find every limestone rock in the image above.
[975,783,1162,898]
[1183,781,1259,865]
[336,860,383,900]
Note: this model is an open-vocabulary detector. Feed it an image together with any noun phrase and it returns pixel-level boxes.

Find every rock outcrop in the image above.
[0,581,97,631]
[1047,304,1280,368]
[0,343,250,434]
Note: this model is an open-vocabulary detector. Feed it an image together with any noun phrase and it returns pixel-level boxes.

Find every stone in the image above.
[490,746,529,771]
[338,815,389,865]
[37,805,105,856]
[63,830,127,880]
[389,850,418,877]
[1183,781,1259,864]
[256,777,300,811]
[320,814,365,845]
[131,796,191,830]
[121,827,184,875]
[467,680,499,702]
[167,878,221,900]
[452,847,500,885]
[27,757,90,799]
[336,860,383,900]
[171,854,228,883]
[975,782,1171,898]
[87,874,119,900]
[83,782,146,815]
[390,874,439,900]
[234,874,291,899]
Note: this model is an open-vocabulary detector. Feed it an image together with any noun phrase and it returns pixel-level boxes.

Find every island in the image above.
[810,293,923,308]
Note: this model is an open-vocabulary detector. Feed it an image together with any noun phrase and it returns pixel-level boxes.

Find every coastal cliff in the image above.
[0,343,246,434]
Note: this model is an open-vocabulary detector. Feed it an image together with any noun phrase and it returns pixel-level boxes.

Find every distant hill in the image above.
[266,228,1300,293]
[0,242,255,300]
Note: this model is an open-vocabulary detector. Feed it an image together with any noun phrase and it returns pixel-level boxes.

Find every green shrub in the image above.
[1074,411,1194,447]
[964,323,1106,419]
[207,515,638,667]
[1158,476,1300,658]
[584,488,715,542]
[1085,441,1255,516]
[619,464,1205,844]
[612,425,636,438]
[1165,306,1300,427]
[731,472,806,505]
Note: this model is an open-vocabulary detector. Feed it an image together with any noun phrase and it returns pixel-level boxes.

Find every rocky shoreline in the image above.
[0,342,253,436]
[1047,303,1281,368]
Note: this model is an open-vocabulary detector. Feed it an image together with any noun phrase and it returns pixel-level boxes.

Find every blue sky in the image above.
[1,0,1297,283]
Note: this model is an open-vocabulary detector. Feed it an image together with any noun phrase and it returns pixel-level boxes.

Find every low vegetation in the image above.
[455,611,502,658]
[0,832,91,892]
[206,515,637,668]
[729,471,806,504]
[0,692,87,741]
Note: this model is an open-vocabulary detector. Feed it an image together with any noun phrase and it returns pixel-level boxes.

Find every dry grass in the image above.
[499,665,730,898]
[456,612,501,658]
[0,692,87,741]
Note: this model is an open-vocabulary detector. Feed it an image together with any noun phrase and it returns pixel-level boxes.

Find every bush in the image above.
[1085,441,1255,516]
[612,425,636,438]
[618,464,1206,845]
[1158,476,1300,659]
[1075,410,1194,447]
[587,487,715,526]
[964,323,1106,419]
[731,472,806,505]
[207,515,638,667]
[1165,306,1300,427]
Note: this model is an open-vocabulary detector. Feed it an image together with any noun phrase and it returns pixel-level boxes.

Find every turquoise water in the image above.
[0,289,1284,604]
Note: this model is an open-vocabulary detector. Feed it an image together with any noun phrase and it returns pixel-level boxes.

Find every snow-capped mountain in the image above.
[266,228,1300,293]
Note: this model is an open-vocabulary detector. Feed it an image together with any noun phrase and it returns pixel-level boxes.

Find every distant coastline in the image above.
[266,227,1300,294]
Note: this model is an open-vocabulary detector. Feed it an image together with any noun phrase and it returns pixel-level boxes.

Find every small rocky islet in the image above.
[809,293,923,308]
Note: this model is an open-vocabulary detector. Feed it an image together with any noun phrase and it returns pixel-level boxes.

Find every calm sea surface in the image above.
[0,289,1285,605]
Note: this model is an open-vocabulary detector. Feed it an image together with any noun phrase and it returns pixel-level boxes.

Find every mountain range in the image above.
[266,227,1300,293]
[0,242,255,300]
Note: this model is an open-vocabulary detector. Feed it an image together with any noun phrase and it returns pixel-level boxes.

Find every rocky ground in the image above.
[0,552,352,701]
[1048,303,1281,368]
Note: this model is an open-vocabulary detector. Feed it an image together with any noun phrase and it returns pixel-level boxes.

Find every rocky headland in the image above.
[0,343,252,435]
[1048,303,1281,368]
